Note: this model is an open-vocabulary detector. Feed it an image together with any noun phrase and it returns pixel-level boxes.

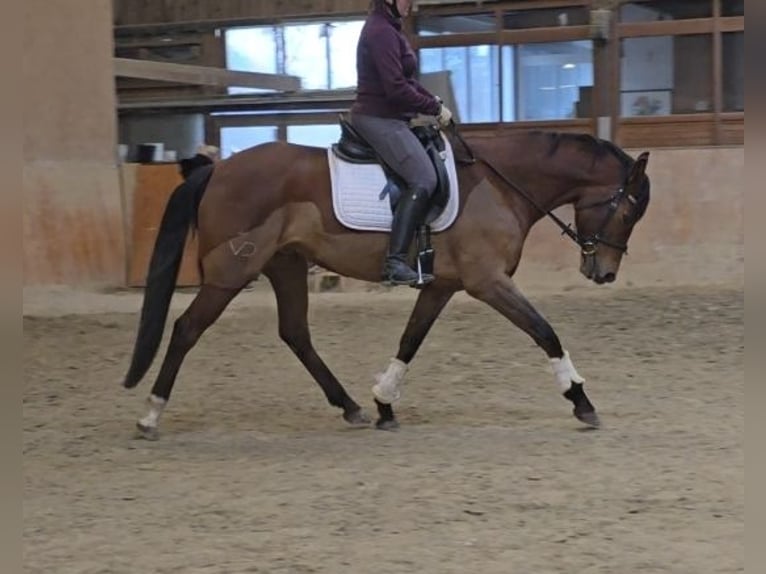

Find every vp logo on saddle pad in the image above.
[327,133,460,233]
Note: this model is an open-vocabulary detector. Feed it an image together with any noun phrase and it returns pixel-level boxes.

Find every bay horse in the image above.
[122,125,650,439]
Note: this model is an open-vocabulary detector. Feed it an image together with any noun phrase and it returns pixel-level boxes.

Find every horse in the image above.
[122,124,651,439]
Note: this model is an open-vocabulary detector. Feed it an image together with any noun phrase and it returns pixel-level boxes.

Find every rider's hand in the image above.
[437,103,453,127]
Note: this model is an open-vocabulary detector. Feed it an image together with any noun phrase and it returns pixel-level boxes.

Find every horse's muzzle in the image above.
[593,272,616,284]
[580,254,617,284]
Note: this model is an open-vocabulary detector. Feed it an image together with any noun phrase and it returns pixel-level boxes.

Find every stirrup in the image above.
[413,256,435,288]
[382,270,420,287]
[382,258,422,286]
[381,269,434,288]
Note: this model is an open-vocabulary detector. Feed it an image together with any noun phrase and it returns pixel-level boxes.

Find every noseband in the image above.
[574,187,632,255]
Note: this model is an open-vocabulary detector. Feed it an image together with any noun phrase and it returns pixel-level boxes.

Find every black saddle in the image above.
[331,114,451,225]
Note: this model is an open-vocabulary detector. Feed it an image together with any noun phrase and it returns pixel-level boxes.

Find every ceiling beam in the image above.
[117,89,356,115]
[113,58,301,91]
[114,0,372,35]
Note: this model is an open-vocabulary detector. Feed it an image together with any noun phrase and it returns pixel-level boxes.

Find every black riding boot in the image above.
[383,187,434,286]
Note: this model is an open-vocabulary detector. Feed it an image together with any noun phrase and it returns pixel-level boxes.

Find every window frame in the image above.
[205,0,743,150]
[613,0,744,146]
[411,0,743,148]
[413,5,594,129]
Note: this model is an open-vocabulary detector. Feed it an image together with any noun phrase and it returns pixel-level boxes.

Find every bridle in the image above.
[447,122,635,256]
[574,187,633,255]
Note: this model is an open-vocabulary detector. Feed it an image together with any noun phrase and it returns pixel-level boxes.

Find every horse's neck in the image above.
[475,143,579,217]
[479,135,620,217]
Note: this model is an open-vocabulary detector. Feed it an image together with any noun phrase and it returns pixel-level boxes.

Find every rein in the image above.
[447,122,628,255]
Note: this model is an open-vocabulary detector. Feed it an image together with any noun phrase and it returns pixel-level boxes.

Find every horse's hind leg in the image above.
[136,284,241,439]
[264,252,370,426]
[373,285,454,430]
[467,274,600,428]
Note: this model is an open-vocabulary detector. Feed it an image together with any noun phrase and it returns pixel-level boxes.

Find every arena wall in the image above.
[23,0,125,286]
[516,146,744,289]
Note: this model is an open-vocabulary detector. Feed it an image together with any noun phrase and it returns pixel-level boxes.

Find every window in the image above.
[287,124,342,147]
[466,45,500,122]
[225,27,278,95]
[220,126,276,158]
[420,45,500,123]
[285,24,330,90]
[329,21,366,88]
[425,40,596,123]
[620,1,712,22]
[672,34,713,114]
[620,34,713,116]
[722,0,744,17]
[225,20,364,91]
[505,41,593,121]
[723,32,744,111]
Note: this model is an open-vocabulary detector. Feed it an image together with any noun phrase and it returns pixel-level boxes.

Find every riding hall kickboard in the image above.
[122,162,201,287]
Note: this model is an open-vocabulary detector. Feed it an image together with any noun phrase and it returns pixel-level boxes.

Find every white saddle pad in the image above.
[327,133,460,233]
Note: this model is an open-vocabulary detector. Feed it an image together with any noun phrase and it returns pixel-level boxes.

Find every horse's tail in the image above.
[122,164,214,388]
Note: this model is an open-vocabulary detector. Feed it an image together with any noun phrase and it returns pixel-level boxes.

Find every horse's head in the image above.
[574,151,651,284]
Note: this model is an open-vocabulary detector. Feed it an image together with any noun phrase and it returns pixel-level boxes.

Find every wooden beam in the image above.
[117,89,357,114]
[416,0,591,16]
[617,18,714,38]
[113,58,301,91]
[720,16,744,33]
[499,24,590,44]
[713,0,722,144]
[114,0,371,33]
[414,31,495,48]
[414,24,590,48]
[211,111,344,129]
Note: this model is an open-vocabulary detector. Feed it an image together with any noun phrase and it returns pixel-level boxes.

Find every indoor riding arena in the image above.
[24,1,743,573]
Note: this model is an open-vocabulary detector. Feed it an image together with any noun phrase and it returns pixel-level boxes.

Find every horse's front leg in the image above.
[373,284,455,430]
[467,274,600,428]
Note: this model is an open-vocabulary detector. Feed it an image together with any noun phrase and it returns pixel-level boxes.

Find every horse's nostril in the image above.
[603,272,616,283]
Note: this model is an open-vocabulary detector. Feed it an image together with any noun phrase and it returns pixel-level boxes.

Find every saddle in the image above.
[331,114,451,225]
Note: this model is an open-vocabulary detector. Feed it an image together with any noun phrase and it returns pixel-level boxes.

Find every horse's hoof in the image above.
[135,422,160,441]
[343,408,371,427]
[375,418,400,431]
[574,409,601,429]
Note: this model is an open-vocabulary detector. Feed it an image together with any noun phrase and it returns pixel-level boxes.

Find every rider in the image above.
[350,0,453,286]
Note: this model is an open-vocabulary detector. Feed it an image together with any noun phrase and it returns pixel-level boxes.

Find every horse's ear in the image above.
[628,151,650,183]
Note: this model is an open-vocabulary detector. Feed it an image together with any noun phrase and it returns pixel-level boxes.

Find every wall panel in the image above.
[517,146,743,288]
[123,164,201,287]
[23,0,125,285]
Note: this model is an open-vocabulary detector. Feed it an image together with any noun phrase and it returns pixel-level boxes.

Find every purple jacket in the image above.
[351,2,441,120]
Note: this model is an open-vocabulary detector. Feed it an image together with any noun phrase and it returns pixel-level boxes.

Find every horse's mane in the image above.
[536,131,634,175]
[534,131,649,220]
